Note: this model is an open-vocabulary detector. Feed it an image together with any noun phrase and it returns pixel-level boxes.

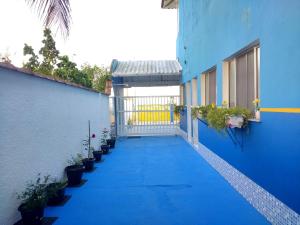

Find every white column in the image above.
[192,78,198,146]
[186,81,192,142]
[113,86,124,136]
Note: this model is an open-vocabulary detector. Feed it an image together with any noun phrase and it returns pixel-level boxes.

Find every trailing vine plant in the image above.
[174,105,185,116]
[191,103,252,133]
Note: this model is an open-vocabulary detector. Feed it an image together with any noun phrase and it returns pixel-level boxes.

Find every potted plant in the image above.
[100,128,110,154]
[65,154,84,186]
[17,174,50,225]
[206,105,251,132]
[82,120,96,171]
[46,178,68,206]
[106,129,116,149]
[174,105,185,116]
[253,98,260,120]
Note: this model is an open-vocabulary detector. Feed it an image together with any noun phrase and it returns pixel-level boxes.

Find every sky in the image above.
[0,0,177,68]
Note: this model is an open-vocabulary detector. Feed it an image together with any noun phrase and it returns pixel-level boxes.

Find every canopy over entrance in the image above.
[111,59,182,87]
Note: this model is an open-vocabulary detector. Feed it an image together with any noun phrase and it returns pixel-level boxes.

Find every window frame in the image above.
[201,66,217,106]
[223,43,260,119]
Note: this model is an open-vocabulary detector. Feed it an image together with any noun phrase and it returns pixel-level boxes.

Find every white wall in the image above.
[0,66,110,225]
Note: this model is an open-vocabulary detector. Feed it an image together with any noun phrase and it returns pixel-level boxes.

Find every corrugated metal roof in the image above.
[112,60,182,77]
[161,0,178,9]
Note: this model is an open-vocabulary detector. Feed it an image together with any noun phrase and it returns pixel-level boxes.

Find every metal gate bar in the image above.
[115,96,180,136]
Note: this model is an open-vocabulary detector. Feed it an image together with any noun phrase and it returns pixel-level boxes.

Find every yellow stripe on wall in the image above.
[260,108,300,113]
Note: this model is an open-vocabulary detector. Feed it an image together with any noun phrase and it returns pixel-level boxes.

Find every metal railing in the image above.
[114,96,180,136]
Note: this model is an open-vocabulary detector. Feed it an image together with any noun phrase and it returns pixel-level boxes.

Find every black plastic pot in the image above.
[93,151,103,162]
[107,138,116,148]
[47,183,67,205]
[65,165,84,186]
[18,204,44,225]
[101,144,110,154]
[82,158,95,171]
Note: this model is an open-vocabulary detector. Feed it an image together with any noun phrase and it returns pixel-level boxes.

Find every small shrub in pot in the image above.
[93,146,103,162]
[46,179,68,206]
[82,121,96,171]
[17,174,50,225]
[65,154,84,186]
[106,129,116,149]
[100,128,110,154]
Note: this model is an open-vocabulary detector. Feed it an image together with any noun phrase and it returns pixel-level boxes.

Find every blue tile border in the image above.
[177,128,300,225]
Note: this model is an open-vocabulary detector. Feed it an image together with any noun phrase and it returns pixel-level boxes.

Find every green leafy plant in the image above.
[81,64,112,92]
[252,98,260,111]
[101,128,109,145]
[127,118,133,126]
[17,174,50,210]
[25,0,71,38]
[67,154,83,166]
[174,105,185,116]
[191,104,215,120]
[47,178,67,199]
[38,29,60,75]
[206,106,251,132]
[206,107,229,132]
[23,44,40,71]
[109,128,116,139]
[82,121,96,158]
[22,29,101,89]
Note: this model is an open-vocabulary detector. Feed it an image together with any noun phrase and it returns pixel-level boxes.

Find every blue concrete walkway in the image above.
[46,136,269,225]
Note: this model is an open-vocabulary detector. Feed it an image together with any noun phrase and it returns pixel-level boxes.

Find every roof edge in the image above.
[0,62,109,96]
[161,0,178,9]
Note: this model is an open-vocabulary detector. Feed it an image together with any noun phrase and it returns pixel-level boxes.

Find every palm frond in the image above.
[26,0,71,37]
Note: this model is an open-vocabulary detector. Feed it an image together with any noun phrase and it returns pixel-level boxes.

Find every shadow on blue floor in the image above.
[46,136,270,225]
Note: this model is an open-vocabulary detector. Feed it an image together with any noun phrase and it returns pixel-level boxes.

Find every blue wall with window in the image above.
[177,0,300,107]
[177,0,300,214]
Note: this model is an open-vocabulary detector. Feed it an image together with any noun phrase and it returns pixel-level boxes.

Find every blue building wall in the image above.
[177,0,300,214]
[179,107,187,132]
[198,113,300,213]
[177,0,300,107]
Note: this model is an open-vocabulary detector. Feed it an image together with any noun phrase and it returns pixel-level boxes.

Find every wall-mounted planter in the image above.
[227,116,244,128]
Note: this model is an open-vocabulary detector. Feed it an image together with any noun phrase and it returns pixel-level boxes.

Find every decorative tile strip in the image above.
[178,129,300,225]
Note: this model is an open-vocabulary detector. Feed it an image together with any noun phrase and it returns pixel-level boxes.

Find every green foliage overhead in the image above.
[17,174,50,210]
[22,29,111,91]
[174,105,185,115]
[38,29,60,75]
[23,44,40,71]
[54,56,93,88]
[80,64,112,92]
[25,0,72,38]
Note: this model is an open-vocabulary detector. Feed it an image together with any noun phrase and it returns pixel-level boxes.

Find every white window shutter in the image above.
[201,74,206,106]
[222,62,229,106]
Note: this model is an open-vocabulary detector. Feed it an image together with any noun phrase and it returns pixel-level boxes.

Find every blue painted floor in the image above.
[46,136,270,225]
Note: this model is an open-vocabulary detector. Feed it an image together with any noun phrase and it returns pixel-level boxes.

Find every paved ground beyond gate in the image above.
[46,136,269,225]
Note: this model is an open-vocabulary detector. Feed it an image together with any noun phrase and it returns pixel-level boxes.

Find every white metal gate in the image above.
[115,96,180,136]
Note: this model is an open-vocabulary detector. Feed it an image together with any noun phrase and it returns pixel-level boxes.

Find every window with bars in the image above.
[225,45,260,112]
[201,68,216,105]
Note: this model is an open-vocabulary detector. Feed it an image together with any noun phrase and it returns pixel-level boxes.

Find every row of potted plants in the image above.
[16,122,116,225]
[175,103,253,132]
